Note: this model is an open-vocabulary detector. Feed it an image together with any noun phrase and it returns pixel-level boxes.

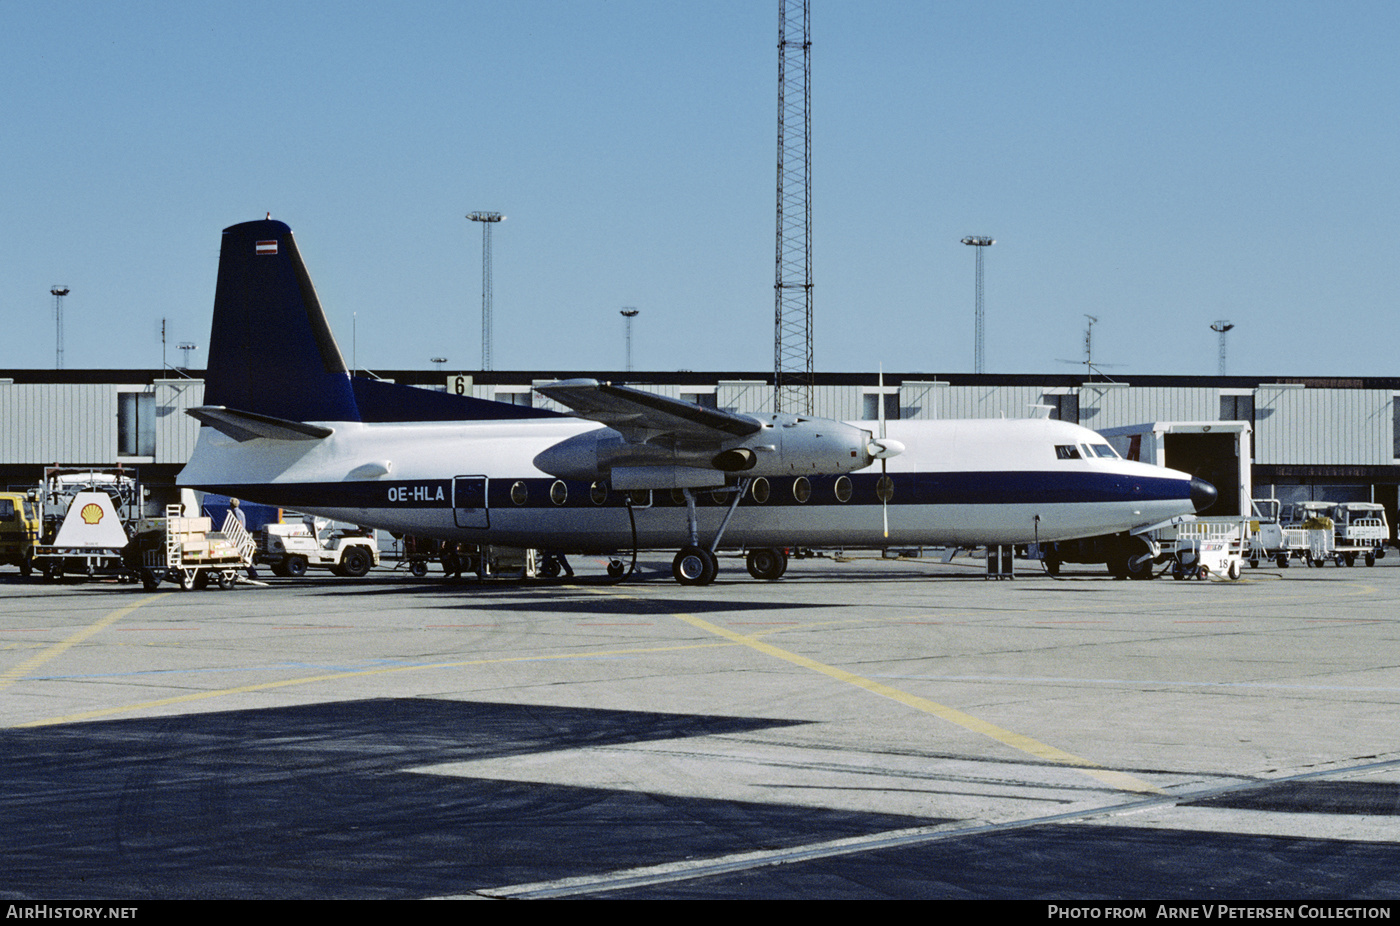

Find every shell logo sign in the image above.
[80,503,104,525]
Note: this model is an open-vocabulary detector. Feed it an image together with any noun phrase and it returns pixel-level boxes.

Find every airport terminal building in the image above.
[3,368,1398,532]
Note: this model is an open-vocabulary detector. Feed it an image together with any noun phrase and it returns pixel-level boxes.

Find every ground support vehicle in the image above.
[1304,524,1335,567]
[28,467,148,582]
[0,491,42,576]
[1278,503,1339,567]
[1330,502,1388,567]
[31,489,137,582]
[1170,519,1246,580]
[259,516,379,578]
[394,534,438,578]
[142,506,255,590]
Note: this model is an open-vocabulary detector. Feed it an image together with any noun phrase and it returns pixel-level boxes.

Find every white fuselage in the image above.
[179,415,1200,552]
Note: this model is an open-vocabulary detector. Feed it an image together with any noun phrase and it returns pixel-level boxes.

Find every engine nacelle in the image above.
[532,414,880,486]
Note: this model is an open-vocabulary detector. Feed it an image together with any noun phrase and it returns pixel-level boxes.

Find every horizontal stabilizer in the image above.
[187,406,334,442]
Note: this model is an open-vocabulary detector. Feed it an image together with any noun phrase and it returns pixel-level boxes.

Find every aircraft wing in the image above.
[535,379,762,445]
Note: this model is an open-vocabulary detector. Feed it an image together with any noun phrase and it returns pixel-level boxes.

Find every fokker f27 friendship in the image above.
[178,218,1217,584]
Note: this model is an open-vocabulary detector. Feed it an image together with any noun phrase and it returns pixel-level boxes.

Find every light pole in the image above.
[620,308,639,373]
[961,237,994,373]
[1211,320,1235,375]
[50,285,69,369]
[468,211,505,370]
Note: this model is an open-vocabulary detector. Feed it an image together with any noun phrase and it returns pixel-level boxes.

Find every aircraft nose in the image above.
[1190,476,1218,513]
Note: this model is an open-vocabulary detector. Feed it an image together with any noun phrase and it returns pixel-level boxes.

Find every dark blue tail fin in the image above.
[203,218,563,426]
[204,219,361,423]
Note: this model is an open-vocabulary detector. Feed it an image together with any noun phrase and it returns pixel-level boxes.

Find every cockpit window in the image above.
[1055,445,1082,460]
[1090,444,1118,459]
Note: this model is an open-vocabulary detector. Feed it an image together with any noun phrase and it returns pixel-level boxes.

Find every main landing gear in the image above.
[667,480,787,586]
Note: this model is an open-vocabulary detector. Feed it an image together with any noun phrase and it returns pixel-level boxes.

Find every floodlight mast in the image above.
[1210,320,1235,375]
[961,237,994,374]
[50,286,69,370]
[468,212,505,371]
[620,308,639,374]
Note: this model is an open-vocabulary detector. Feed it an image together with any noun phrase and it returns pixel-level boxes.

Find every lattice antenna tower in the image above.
[50,285,69,370]
[774,0,812,414]
[961,237,994,373]
[468,212,504,371]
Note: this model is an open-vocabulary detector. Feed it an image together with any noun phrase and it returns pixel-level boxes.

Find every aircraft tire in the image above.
[607,560,627,579]
[340,548,372,578]
[285,556,309,578]
[409,560,429,578]
[141,568,163,591]
[674,545,717,586]
[746,548,785,581]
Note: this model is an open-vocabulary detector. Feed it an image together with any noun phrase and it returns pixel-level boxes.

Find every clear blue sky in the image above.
[3,1,1396,377]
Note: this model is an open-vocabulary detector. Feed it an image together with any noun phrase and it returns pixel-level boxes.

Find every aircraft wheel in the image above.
[540,558,561,578]
[141,568,163,591]
[746,548,786,581]
[409,560,429,578]
[673,545,717,586]
[340,548,372,578]
[1124,537,1155,580]
[285,556,308,578]
[607,560,627,579]
[1043,555,1061,576]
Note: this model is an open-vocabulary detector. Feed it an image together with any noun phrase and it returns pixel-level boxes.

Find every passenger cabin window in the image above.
[1055,445,1082,460]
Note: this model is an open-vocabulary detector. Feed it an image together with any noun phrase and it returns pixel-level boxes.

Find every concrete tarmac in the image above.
[2,553,1399,900]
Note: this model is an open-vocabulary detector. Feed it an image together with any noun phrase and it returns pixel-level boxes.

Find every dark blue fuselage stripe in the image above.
[194,471,1188,512]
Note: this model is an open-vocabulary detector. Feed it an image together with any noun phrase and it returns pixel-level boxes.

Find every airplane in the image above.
[177,218,1217,585]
